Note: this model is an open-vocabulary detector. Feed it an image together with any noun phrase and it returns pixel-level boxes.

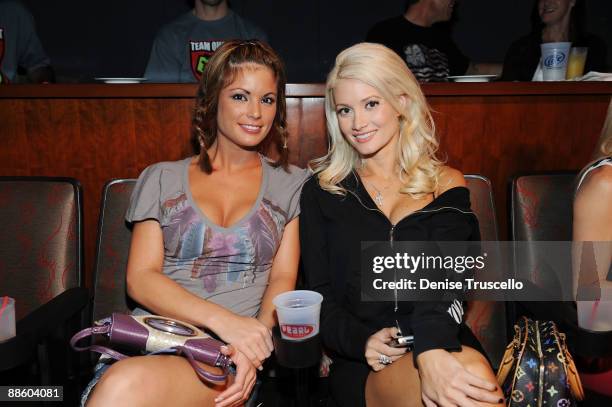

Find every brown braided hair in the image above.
[191,39,289,173]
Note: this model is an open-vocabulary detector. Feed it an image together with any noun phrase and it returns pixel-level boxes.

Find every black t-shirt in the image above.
[366,16,469,82]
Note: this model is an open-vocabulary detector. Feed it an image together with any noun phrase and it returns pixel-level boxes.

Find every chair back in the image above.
[92,179,136,322]
[464,175,505,368]
[465,175,499,241]
[510,172,576,242]
[509,172,579,337]
[0,177,83,319]
[510,173,577,292]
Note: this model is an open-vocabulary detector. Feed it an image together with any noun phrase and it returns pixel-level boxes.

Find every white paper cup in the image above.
[540,42,571,81]
[0,296,16,342]
[273,290,323,341]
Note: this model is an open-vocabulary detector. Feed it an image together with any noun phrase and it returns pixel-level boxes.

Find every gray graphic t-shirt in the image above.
[144,10,267,83]
[126,156,309,317]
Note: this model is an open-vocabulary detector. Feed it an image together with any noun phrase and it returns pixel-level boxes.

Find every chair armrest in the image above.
[0,287,90,371]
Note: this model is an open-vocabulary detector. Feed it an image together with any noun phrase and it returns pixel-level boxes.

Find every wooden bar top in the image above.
[1,81,611,99]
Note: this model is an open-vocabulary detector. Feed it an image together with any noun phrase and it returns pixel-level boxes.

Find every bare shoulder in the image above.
[437,166,467,195]
[574,165,612,240]
[577,165,612,203]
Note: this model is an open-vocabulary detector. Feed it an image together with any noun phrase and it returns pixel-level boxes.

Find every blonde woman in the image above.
[300,43,504,407]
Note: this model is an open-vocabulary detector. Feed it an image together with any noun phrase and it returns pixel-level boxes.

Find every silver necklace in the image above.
[365,180,385,206]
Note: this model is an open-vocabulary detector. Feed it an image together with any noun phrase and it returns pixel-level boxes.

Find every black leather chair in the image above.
[92,179,137,322]
[0,177,88,397]
[509,172,577,323]
[510,172,612,404]
[510,172,577,242]
[72,179,137,392]
[464,175,506,368]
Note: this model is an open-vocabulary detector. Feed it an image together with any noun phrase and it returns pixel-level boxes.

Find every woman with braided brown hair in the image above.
[83,40,309,407]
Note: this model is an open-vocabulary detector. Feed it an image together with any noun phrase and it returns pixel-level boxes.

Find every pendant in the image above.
[374,191,384,206]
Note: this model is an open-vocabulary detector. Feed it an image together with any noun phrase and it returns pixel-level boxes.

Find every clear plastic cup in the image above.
[577,300,612,331]
[0,296,16,342]
[273,290,323,341]
[540,42,571,81]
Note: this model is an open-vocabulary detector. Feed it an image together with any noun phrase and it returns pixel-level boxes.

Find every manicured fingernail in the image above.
[258,366,263,371]
[214,396,222,402]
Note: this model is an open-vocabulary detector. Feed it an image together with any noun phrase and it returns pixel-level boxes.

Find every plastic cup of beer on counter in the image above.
[273,290,323,341]
[0,296,16,342]
[540,42,571,81]
[566,47,588,79]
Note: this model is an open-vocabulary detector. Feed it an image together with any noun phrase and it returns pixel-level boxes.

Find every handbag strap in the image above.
[175,345,229,384]
[70,324,230,384]
[70,324,130,361]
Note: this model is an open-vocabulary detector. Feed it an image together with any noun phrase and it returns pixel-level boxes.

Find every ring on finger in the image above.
[378,353,392,365]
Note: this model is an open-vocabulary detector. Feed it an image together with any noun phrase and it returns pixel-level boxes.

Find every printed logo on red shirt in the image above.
[281,324,315,339]
[189,40,224,81]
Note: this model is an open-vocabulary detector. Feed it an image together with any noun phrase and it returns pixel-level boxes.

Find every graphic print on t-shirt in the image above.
[0,28,6,84]
[403,44,449,82]
[190,40,224,81]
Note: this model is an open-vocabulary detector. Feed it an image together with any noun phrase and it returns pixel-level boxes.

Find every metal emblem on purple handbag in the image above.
[70,313,232,384]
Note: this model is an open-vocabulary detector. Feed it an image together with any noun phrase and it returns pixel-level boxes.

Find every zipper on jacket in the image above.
[390,224,398,312]
[345,187,475,315]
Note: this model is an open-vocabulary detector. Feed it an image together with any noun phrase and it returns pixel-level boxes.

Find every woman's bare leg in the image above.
[365,346,505,407]
[86,355,229,407]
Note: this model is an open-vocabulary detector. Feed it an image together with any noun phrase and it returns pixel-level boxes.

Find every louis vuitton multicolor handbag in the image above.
[497,317,584,406]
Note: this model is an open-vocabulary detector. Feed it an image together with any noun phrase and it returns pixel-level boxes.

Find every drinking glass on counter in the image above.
[566,47,588,80]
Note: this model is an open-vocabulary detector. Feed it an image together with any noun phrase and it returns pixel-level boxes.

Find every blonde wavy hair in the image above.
[311,42,443,197]
[598,100,612,157]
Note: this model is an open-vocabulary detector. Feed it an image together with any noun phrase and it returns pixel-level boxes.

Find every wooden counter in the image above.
[1,82,611,285]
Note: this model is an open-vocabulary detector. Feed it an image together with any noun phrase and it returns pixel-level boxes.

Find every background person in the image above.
[572,100,612,398]
[366,0,469,82]
[300,42,504,407]
[84,40,308,407]
[0,0,54,84]
[501,0,607,81]
[144,0,267,83]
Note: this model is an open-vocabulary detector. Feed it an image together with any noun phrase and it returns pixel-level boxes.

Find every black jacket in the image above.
[299,173,480,364]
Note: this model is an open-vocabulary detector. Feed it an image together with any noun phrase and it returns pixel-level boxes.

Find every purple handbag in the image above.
[70,313,232,384]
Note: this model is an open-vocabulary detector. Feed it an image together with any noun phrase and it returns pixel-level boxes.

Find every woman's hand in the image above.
[212,312,274,370]
[417,349,500,407]
[215,345,257,407]
[365,327,408,371]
